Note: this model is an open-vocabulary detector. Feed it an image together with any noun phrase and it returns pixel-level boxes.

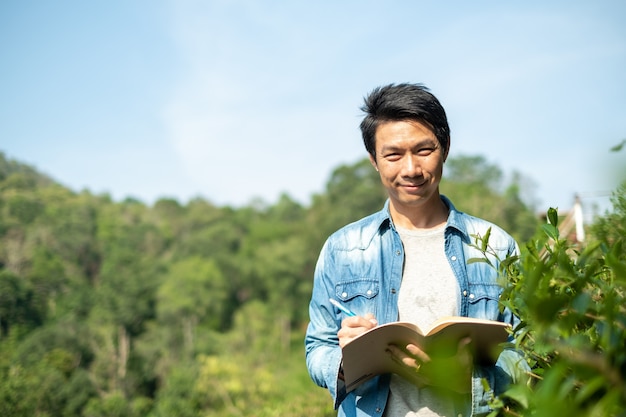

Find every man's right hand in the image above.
[337,313,378,348]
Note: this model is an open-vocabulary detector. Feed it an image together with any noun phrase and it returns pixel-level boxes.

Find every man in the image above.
[305,83,528,416]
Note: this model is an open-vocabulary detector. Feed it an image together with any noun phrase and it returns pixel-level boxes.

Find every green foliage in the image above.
[149,364,200,417]
[471,185,626,416]
[308,158,387,245]
[590,181,626,246]
[0,150,594,416]
[0,152,55,190]
[0,270,31,336]
[441,155,540,243]
[83,392,152,417]
[191,301,335,417]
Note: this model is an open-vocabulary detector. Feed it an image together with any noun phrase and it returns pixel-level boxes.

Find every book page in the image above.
[342,322,423,392]
[341,317,511,392]
[424,316,508,335]
[422,318,510,363]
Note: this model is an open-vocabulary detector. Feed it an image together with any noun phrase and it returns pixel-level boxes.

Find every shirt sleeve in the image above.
[304,240,349,408]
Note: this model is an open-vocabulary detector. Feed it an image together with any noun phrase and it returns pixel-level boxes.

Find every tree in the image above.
[157,257,229,354]
[0,270,31,337]
[590,181,626,245]
[307,158,387,248]
[441,155,540,242]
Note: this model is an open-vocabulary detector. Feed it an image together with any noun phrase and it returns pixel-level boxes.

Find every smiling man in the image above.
[371,119,448,229]
[305,83,528,417]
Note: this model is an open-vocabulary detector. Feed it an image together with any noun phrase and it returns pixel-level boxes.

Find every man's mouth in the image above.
[401,180,426,188]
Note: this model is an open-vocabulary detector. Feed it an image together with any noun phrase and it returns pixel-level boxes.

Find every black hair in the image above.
[359,83,450,160]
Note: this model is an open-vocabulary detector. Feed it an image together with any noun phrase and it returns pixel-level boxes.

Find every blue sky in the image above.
[1,1,625,218]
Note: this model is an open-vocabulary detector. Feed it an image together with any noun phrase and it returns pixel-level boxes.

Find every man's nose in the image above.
[402,155,421,177]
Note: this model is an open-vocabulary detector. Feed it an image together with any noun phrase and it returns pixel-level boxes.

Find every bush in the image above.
[479,187,626,416]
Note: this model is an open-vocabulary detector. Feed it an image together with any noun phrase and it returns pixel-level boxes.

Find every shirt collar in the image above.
[375,195,470,240]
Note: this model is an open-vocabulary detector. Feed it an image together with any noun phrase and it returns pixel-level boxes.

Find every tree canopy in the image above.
[1,150,623,416]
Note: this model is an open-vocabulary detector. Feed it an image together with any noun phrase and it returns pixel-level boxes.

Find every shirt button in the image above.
[396,250,401,255]
[341,292,347,298]
[469,294,475,299]
[366,290,372,296]
[463,290,468,296]
[451,255,457,261]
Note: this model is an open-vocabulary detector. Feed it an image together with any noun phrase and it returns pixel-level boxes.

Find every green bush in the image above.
[478,185,626,416]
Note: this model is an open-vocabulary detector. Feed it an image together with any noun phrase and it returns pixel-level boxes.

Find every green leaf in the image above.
[542,223,559,241]
[481,227,492,252]
[547,207,559,227]
[574,376,605,405]
[467,257,491,265]
[502,384,531,408]
[499,255,519,270]
[610,138,626,152]
[571,293,591,314]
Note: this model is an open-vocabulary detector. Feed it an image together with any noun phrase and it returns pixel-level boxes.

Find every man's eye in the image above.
[384,153,401,161]
[417,148,435,156]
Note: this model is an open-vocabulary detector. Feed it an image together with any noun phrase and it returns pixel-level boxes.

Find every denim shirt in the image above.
[305,196,529,417]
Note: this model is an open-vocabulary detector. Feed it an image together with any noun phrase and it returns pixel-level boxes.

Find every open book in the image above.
[341,316,511,392]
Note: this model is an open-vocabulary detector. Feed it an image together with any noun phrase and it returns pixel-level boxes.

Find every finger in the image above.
[341,315,377,328]
[363,313,378,326]
[387,344,421,370]
[405,343,430,363]
[458,336,472,349]
[456,337,473,367]
[337,316,377,347]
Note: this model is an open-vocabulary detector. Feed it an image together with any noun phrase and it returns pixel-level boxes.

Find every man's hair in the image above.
[359,83,450,160]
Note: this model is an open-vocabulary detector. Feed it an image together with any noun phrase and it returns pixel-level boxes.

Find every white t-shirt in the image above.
[384,224,465,417]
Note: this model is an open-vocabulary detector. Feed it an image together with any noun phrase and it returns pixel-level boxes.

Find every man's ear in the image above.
[369,154,379,171]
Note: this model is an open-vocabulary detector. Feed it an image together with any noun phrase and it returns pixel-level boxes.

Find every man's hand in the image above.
[386,336,473,393]
[337,313,378,348]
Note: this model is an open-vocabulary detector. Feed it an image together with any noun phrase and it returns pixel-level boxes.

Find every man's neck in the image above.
[389,195,449,230]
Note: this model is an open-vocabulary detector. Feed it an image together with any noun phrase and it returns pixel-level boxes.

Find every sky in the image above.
[1,1,625,218]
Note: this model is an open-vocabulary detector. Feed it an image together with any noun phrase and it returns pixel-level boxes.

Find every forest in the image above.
[0,150,624,416]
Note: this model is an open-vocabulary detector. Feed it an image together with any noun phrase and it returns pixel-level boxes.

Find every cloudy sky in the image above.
[2,1,625,216]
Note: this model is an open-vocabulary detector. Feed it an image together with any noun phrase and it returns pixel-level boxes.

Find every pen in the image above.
[329,298,357,317]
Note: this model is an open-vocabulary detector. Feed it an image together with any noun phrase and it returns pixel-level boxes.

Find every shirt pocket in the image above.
[466,283,502,321]
[335,279,379,317]
[335,278,379,301]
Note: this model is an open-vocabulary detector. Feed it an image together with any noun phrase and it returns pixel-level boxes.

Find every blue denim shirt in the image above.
[305,196,528,417]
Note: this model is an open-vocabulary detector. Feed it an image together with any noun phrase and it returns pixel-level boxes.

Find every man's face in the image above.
[369,120,447,211]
